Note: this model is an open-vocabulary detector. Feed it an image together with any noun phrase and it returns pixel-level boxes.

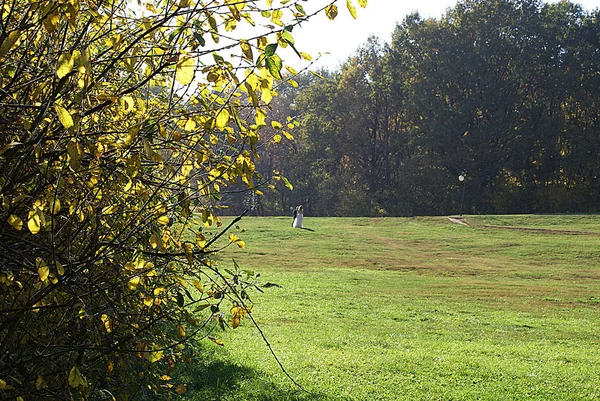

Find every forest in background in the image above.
[224,0,600,217]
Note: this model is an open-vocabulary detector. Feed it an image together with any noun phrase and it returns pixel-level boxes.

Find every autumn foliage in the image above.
[0,0,366,399]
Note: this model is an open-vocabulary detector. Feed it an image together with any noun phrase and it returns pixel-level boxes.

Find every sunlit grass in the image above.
[177,215,600,400]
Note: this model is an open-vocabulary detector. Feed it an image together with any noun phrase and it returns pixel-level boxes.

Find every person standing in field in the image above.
[292,205,303,228]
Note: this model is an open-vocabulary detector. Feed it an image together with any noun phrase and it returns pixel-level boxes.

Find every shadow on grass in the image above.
[175,350,343,401]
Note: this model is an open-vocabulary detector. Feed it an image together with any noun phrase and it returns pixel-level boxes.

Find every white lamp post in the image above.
[458,174,466,217]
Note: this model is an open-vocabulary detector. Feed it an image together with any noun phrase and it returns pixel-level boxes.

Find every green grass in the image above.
[177,215,600,400]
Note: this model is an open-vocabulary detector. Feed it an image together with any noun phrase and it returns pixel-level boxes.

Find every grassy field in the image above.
[176,215,600,400]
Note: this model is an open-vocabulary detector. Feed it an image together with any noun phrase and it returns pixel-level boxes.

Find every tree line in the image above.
[236,0,600,217]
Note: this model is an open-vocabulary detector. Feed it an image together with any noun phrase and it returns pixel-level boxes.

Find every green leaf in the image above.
[176,292,185,307]
[264,43,278,57]
[265,55,282,80]
[68,367,88,388]
[176,56,195,85]
[346,0,357,19]
[281,31,294,46]
[54,104,74,129]
[56,53,74,78]
[0,30,21,58]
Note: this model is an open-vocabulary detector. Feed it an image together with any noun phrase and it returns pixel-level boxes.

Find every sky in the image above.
[284,0,600,71]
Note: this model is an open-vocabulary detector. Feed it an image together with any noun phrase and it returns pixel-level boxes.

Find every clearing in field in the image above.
[177,215,600,401]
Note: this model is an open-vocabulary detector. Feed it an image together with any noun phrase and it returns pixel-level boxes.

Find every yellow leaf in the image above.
[228,233,245,248]
[38,260,49,282]
[285,65,297,75]
[143,295,153,307]
[255,108,266,127]
[56,261,65,276]
[358,0,367,7]
[0,30,21,58]
[43,12,60,33]
[121,96,135,113]
[196,232,206,249]
[193,280,204,292]
[8,214,23,231]
[283,131,294,141]
[179,0,193,7]
[273,134,281,143]
[50,198,61,215]
[175,384,188,394]
[150,233,160,249]
[261,87,273,104]
[157,215,170,225]
[101,314,112,333]
[35,375,46,390]
[325,4,338,20]
[0,378,14,390]
[215,109,230,130]
[68,367,88,388]
[346,0,357,19]
[300,52,312,61]
[240,40,253,61]
[27,207,41,235]
[149,350,164,363]
[184,118,196,132]
[176,56,195,85]
[183,243,194,264]
[57,53,75,78]
[54,104,74,129]
[271,121,282,129]
[202,209,214,227]
[208,336,224,346]
[128,276,140,291]
[176,324,186,339]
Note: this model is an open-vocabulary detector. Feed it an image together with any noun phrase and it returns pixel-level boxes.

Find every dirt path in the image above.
[447,216,600,236]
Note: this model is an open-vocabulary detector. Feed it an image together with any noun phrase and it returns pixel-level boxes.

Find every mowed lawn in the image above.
[177,215,600,401]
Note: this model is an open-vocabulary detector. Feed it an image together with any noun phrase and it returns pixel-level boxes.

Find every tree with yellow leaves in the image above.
[0,0,366,399]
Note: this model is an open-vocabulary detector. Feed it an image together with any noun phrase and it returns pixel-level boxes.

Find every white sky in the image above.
[283,0,600,71]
